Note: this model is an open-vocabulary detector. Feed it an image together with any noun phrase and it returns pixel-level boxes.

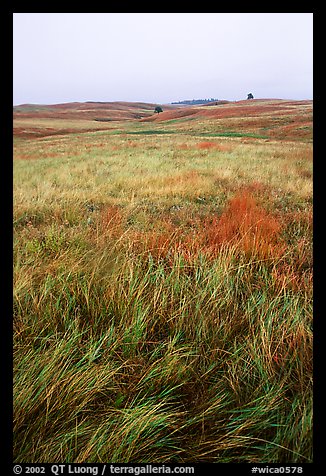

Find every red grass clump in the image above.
[196,142,232,151]
[142,192,285,262]
[177,143,190,150]
[203,191,284,259]
[131,191,285,262]
[144,224,179,259]
[100,205,124,238]
[197,141,218,149]
[95,192,288,264]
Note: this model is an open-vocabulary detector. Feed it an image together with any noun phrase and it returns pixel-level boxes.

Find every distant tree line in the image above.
[171,94,255,104]
[171,98,219,105]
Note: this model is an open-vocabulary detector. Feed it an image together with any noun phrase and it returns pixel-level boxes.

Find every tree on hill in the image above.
[154,106,163,114]
[247,93,254,100]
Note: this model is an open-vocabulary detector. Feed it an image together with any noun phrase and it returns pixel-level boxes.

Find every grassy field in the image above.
[13,99,313,463]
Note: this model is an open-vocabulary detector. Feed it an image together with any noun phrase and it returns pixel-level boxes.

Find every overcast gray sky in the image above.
[13,13,313,105]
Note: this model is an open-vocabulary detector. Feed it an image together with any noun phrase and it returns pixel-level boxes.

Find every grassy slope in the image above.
[13,101,180,138]
[13,99,313,463]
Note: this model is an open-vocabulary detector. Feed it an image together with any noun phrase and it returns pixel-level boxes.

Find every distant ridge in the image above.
[13,100,179,121]
[141,98,313,130]
[13,98,312,142]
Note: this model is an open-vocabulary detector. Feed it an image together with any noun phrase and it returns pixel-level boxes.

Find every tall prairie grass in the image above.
[13,103,313,463]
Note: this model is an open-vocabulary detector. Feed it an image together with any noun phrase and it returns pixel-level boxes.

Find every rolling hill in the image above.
[13,98,312,142]
[13,100,179,121]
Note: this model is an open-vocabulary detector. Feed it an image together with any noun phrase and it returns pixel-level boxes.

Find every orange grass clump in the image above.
[99,205,124,238]
[196,141,232,151]
[203,191,284,259]
[95,192,287,263]
[141,219,182,260]
[130,191,285,263]
[177,143,190,150]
